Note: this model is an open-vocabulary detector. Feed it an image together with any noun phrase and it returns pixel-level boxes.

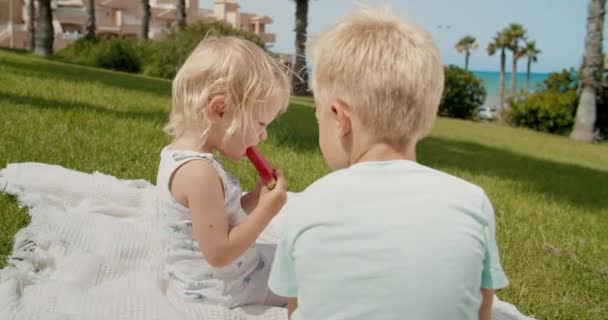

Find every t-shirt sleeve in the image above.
[268,202,299,297]
[480,194,509,289]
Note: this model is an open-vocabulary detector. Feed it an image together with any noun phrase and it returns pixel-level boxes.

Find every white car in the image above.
[477,105,499,121]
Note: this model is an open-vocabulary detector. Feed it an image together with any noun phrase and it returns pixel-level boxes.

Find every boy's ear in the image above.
[207,95,226,123]
[330,100,352,138]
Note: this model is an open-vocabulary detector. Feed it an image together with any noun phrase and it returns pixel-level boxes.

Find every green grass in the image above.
[1,49,607,319]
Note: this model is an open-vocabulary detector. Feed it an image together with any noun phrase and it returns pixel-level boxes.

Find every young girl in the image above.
[156,36,291,308]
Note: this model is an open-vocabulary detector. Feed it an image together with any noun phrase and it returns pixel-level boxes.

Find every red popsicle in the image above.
[246,146,277,189]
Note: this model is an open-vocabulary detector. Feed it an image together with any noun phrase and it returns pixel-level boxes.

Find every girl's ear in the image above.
[207,95,226,123]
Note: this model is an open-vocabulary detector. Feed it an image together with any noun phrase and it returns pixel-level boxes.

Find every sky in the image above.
[200,0,608,74]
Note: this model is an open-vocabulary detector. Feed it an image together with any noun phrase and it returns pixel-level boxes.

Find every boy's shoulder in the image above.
[287,163,488,223]
[282,161,494,241]
[417,163,486,195]
[281,168,359,228]
[302,166,355,194]
[304,161,486,197]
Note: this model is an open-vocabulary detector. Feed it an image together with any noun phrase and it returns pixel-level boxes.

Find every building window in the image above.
[61,23,82,33]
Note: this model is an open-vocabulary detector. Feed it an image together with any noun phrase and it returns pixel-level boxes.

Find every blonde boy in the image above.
[268,7,508,320]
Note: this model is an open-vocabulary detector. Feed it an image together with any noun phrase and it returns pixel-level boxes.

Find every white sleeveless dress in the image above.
[155,146,285,308]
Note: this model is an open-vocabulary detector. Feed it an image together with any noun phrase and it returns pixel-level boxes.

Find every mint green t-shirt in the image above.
[268,161,508,320]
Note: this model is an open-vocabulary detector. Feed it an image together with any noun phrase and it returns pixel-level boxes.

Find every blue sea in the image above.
[472,71,549,106]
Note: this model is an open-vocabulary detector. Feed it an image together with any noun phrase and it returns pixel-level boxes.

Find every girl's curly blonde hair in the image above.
[166,36,291,144]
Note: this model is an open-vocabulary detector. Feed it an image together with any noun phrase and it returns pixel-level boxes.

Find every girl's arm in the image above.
[241,180,263,214]
[174,161,286,267]
[287,298,298,320]
[479,289,494,320]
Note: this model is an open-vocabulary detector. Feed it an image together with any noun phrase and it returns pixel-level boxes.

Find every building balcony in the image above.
[198,9,215,19]
[98,25,120,33]
[99,0,126,9]
[54,8,85,24]
[57,30,84,41]
[258,32,275,44]
[152,8,175,21]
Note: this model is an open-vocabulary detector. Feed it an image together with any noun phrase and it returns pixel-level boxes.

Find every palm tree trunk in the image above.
[85,0,96,39]
[27,0,35,51]
[292,0,310,96]
[510,56,518,97]
[141,0,150,40]
[176,0,186,29]
[499,48,506,109]
[35,0,54,57]
[465,51,470,71]
[526,57,531,94]
[571,0,606,142]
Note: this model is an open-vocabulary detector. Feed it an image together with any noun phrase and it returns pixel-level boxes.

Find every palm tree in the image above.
[455,35,477,71]
[141,0,151,40]
[523,41,541,94]
[35,0,54,57]
[85,0,96,39]
[27,0,35,51]
[571,0,606,142]
[504,23,527,97]
[292,0,310,96]
[487,32,509,109]
[176,0,186,29]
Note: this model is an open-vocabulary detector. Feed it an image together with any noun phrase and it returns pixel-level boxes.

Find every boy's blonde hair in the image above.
[308,6,444,146]
[166,36,291,142]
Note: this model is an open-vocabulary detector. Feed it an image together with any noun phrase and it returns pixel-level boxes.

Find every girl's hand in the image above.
[241,180,264,214]
[251,179,264,198]
[257,170,287,217]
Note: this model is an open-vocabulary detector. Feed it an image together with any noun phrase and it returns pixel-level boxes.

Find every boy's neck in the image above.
[351,141,416,165]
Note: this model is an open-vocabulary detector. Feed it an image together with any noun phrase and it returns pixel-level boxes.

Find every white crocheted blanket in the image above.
[0,162,534,320]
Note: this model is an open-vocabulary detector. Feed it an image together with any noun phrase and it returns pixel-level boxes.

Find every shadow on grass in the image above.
[2,52,605,211]
[0,54,170,97]
[418,137,608,211]
[268,104,608,210]
[0,90,167,123]
[0,48,29,54]
[269,102,320,152]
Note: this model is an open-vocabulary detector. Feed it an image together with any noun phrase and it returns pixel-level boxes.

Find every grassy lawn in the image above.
[1,49,607,319]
